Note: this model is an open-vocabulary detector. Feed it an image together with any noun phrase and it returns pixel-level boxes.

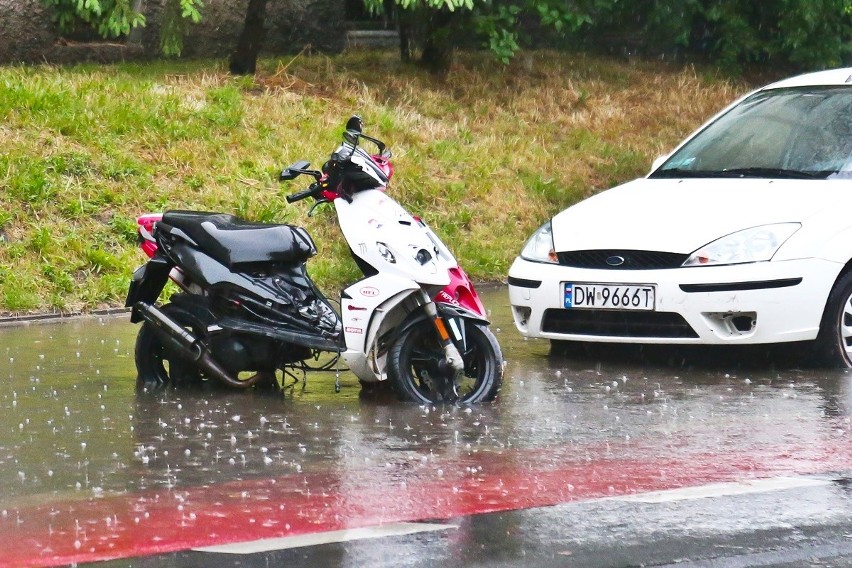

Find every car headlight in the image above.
[683,223,801,266]
[520,221,558,264]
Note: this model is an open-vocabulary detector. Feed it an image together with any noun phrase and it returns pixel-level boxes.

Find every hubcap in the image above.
[842,295,852,361]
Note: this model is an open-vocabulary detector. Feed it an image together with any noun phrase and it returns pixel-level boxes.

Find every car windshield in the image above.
[651,86,852,180]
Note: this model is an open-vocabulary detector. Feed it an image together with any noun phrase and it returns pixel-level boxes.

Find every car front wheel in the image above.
[814,270,852,368]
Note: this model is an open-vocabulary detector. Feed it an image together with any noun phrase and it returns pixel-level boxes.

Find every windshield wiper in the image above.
[712,167,820,179]
[650,168,714,178]
[652,167,821,180]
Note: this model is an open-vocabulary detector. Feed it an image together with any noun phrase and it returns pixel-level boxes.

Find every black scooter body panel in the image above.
[167,242,286,305]
[126,255,172,322]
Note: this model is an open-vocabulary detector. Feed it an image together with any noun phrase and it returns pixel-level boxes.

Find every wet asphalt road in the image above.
[0,287,850,567]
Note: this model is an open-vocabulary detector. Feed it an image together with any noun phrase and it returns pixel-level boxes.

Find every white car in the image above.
[508,67,852,366]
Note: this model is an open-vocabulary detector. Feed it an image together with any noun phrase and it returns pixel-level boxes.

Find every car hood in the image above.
[551,178,847,253]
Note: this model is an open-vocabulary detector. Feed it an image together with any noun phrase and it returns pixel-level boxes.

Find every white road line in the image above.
[193,522,458,555]
[607,476,832,504]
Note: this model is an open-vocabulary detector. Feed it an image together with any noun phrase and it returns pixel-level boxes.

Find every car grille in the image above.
[541,309,698,338]
[556,250,689,269]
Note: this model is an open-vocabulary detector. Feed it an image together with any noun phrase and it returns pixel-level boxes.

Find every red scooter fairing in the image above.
[434,266,487,318]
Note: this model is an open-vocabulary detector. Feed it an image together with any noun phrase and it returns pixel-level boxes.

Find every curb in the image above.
[0,307,131,328]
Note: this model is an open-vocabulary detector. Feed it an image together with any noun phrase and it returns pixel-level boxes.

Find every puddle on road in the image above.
[0,286,849,512]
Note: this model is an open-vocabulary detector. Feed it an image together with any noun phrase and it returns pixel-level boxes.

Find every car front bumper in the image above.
[507,256,843,345]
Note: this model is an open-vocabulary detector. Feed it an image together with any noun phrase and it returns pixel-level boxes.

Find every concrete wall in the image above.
[0,0,58,64]
[0,0,346,64]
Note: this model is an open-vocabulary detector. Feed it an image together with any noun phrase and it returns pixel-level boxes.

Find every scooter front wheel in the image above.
[388,320,503,404]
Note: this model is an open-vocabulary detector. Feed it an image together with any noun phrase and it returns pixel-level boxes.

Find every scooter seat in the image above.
[160,210,316,269]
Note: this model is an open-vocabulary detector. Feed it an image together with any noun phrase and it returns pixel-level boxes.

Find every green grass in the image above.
[0,51,755,314]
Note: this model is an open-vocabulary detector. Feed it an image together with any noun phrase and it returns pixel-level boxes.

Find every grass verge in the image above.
[0,50,755,314]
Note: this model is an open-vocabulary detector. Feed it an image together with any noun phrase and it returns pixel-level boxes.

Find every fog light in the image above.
[702,311,757,337]
[731,314,756,332]
[512,306,532,329]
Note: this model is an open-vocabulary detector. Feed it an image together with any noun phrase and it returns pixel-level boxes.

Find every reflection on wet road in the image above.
[0,287,849,567]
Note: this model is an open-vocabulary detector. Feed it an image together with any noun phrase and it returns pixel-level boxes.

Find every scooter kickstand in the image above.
[334,353,341,393]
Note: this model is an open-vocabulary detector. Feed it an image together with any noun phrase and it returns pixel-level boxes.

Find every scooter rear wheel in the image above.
[388,320,503,404]
[134,303,205,390]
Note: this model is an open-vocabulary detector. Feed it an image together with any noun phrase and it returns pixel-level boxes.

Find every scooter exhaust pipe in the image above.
[135,302,264,389]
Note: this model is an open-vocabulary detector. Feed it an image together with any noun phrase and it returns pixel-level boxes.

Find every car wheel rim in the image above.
[842,294,852,361]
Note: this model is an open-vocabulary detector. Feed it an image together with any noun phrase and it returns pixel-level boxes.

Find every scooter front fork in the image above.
[423,302,465,398]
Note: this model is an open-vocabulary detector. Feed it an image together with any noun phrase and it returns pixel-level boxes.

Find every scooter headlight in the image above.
[376,242,396,264]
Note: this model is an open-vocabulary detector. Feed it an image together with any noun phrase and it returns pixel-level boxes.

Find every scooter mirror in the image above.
[345,115,363,133]
[343,129,360,146]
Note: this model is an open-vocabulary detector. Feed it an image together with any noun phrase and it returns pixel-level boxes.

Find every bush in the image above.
[585,0,852,71]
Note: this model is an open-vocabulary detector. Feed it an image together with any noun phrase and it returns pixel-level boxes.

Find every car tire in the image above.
[814,270,852,368]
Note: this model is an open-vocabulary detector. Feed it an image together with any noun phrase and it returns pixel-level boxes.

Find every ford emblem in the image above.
[606,255,625,267]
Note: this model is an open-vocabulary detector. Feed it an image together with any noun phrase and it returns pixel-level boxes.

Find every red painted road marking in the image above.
[1,439,850,567]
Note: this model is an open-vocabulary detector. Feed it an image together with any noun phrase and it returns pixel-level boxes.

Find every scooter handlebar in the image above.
[286,185,318,203]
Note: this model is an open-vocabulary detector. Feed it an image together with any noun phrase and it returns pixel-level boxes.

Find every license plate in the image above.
[564,283,655,310]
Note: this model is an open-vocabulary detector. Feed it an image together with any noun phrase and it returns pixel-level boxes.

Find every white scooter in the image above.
[126,116,503,403]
